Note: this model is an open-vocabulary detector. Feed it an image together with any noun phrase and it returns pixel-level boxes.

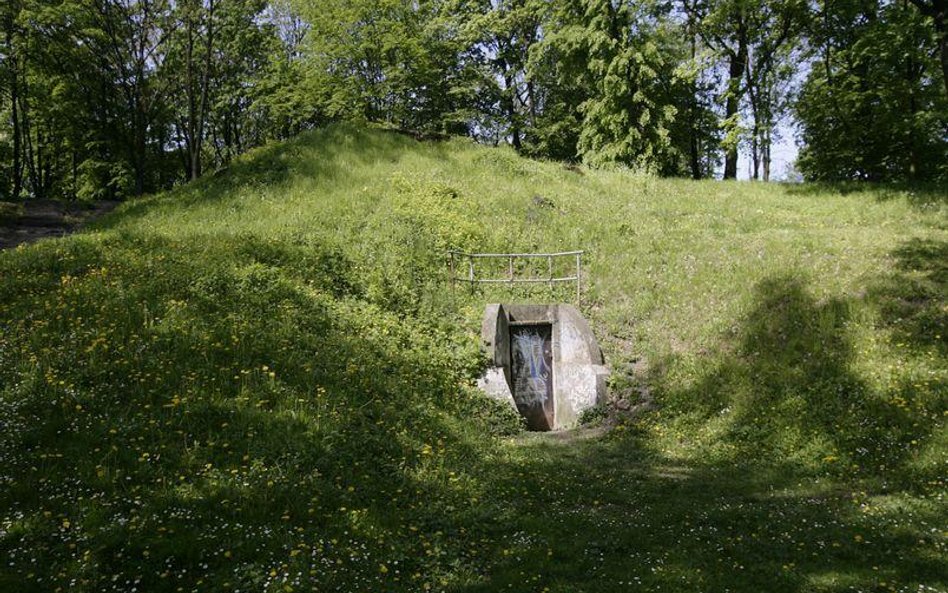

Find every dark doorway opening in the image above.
[510,323,554,430]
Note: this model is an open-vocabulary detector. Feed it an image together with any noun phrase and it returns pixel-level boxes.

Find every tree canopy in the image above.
[1,0,945,200]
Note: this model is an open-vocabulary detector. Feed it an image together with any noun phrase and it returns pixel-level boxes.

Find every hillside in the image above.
[0,125,945,592]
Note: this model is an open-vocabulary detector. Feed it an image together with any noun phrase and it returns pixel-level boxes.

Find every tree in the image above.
[249,0,320,143]
[797,0,948,181]
[463,0,542,150]
[297,0,483,135]
[167,0,216,181]
[684,0,803,179]
[83,0,173,196]
[741,1,804,180]
[907,0,947,97]
[683,0,747,178]
[165,0,285,179]
[0,0,25,199]
[674,11,722,179]
[0,0,315,201]
[533,0,679,170]
[520,0,591,160]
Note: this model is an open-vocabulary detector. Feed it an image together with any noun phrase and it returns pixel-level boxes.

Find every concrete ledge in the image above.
[476,367,517,411]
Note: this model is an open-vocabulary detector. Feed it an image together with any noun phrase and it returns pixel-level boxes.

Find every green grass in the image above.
[0,124,945,592]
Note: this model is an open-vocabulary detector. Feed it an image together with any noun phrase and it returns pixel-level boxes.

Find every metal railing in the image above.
[448,250,584,303]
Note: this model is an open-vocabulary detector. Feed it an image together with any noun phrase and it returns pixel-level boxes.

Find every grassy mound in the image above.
[1,125,945,592]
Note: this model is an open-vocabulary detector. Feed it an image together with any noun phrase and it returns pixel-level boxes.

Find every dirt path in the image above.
[0,200,119,250]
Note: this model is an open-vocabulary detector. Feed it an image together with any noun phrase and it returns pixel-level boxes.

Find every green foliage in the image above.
[522,0,692,170]
[1,125,946,591]
[355,169,485,313]
[571,2,677,170]
[577,402,609,425]
[3,0,948,196]
[0,0,315,200]
[296,0,483,135]
[797,0,948,181]
[388,171,484,253]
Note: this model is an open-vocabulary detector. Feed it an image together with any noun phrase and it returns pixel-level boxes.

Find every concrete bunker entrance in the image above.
[478,304,609,431]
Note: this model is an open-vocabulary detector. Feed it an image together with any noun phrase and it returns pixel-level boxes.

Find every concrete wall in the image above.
[478,304,516,410]
[477,303,609,430]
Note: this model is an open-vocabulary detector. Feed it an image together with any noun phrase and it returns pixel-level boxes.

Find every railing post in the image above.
[449,251,456,294]
[508,256,514,285]
[468,257,475,294]
[548,255,553,290]
[575,252,582,305]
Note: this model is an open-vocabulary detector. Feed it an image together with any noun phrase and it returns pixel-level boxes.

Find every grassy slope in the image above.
[0,125,945,592]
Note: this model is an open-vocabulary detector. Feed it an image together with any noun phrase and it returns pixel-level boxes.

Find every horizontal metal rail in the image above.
[449,250,584,258]
[447,250,584,303]
[473,276,579,284]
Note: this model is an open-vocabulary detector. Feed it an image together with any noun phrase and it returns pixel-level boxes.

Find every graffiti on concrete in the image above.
[510,325,554,430]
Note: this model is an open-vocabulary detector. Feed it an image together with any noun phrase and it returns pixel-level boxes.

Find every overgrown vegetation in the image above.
[0,126,945,592]
[2,0,946,203]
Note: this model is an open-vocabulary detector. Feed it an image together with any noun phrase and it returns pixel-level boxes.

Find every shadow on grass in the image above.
[455,436,945,593]
[650,269,942,481]
[0,229,509,592]
[871,238,948,357]
[0,228,943,592]
[455,264,946,592]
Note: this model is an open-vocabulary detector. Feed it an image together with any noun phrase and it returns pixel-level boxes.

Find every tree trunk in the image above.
[937,15,948,98]
[526,79,537,131]
[723,19,748,180]
[746,54,761,181]
[221,107,233,162]
[130,58,148,196]
[689,31,701,180]
[127,75,148,197]
[183,0,215,181]
[71,149,78,199]
[134,92,147,196]
[8,24,23,200]
[723,39,747,179]
[194,0,215,179]
[186,7,198,180]
[177,122,190,174]
[501,59,521,150]
[19,91,39,198]
[233,114,243,154]
[36,128,45,198]
[689,122,701,179]
[751,132,760,180]
[762,126,771,181]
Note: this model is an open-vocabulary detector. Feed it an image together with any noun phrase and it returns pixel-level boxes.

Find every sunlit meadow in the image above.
[0,125,945,592]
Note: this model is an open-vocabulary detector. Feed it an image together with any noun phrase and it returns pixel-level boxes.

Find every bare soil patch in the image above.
[0,199,118,250]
